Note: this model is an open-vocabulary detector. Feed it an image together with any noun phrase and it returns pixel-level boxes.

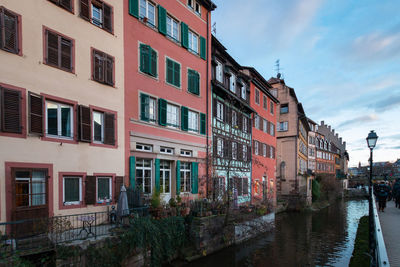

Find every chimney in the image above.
[332,129,335,135]
[343,141,346,149]
[339,137,342,143]
[336,133,339,139]
[328,125,331,131]
[321,121,325,126]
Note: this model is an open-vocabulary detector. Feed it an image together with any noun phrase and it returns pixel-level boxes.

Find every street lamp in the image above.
[366,130,378,261]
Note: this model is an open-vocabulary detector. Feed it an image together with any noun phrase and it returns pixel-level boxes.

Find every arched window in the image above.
[280,161,286,180]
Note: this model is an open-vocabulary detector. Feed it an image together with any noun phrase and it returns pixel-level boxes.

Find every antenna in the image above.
[212,22,217,36]
[275,59,283,78]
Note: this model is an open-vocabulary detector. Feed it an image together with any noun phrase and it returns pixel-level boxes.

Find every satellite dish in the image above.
[277,73,281,79]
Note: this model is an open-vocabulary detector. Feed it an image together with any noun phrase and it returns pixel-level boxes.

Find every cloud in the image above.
[392,146,400,150]
[368,93,400,112]
[337,114,379,128]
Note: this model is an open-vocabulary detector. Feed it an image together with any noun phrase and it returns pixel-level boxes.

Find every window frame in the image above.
[92,110,104,143]
[166,14,179,42]
[136,143,153,152]
[160,146,174,155]
[96,176,112,203]
[45,100,74,140]
[139,0,156,27]
[139,42,158,78]
[63,176,82,206]
[215,60,223,83]
[217,138,224,157]
[180,149,192,157]
[165,57,181,88]
[188,30,199,54]
[270,100,274,114]
[91,48,115,86]
[280,103,289,114]
[0,83,26,138]
[241,84,246,100]
[180,162,191,193]
[216,101,224,121]
[166,102,179,128]
[136,158,152,194]
[255,88,260,105]
[0,6,22,55]
[188,110,199,133]
[232,142,237,160]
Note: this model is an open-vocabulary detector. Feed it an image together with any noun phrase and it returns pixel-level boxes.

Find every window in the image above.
[136,159,152,194]
[97,177,112,202]
[232,142,237,160]
[217,138,223,157]
[45,29,73,72]
[63,176,81,205]
[188,110,199,132]
[139,44,157,77]
[92,49,114,86]
[270,146,274,158]
[277,121,288,132]
[216,101,224,121]
[0,87,22,134]
[160,147,174,154]
[79,0,112,32]
[166,15,179,41]
[232,177,248,196]
[166,58,181,87]
[216,61,223,83]
[280,103,288,114]
[263,119,267,133]
[263,96,268,110]
[243,116,248,133]
[270,123,275,136]
[188,0,193,8]
[241,84,246,100]
[91,4,102,27]
[263,144,267,157]
[166,103,179,127]
[188,30,198,54]
[270,101,274,114]
[46,101,73,138]
[230,73,236,93]
[254,114,260,129]
[255,89,260,104]
[180,162,191,192]
[136,143,153,152]
[0,7,19,54]
[195,2,201,14]
[243,145,248,161]
[15,170,46,207]
[139,0,155,26]
[180,149,192,157]
[140,93,156,122]
[188,69,200,95]
[255,141,259,155]
[48,0,72,12]
[232,110,237,127]
[93,111,104,143]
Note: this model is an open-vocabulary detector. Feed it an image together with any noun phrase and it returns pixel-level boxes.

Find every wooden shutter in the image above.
[200,113,206,135]
[248,117,252,133]
[80,0,90,21]
[213,97,217,118]
[181,106,188,131]
[238,112,242,130]
[60,38,72,71]
[129,156,135,189]
[155,159,160,192]
[60,0,72,11]
[139,44,150,74]
[191,162,198,194]
[181,22,189,49]
[78,105,91,142]
[266,144,270,158]
[85,175,96,205]
[247,145,251,162]
[93,50,104,82]
[157,5,167,35]
[29,92,43,135]
[260,118,264,131]
[103,3,113,33]
[2,9,18,53]
[272,146,276,159]
[187,70,193,93]
[176,160,181,195]
[224,103,230,124]
[158,98,167,126]
[114,176,124,202]
[225,139,231,159]
[195,71,200,95]
[129,0,139,18]
[1,88,21,133]
[140,93,149,121]
[104,112,115,145]
[46,30,59,66]
[150,48,157,77]
[105,55,114,86]
[174,61,180,87]
[200,36,206,60]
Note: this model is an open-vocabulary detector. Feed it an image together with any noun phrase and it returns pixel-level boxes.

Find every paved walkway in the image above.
[379,200,400,266]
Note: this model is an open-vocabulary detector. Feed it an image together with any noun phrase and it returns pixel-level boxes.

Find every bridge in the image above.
[378,200,400,266]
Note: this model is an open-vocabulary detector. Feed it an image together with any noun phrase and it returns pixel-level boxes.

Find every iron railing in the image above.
[372,192,390,267]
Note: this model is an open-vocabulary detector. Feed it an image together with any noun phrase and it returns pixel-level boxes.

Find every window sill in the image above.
[187,90,201,97]
[43,61,75,74]
[42,135,78,144]
[165,81,181,90]
[138,69,158,81]
[61,202,85,210]
[92,78,115,88]
[90,141,117,149]
[0,47,22,57]
[0,131,26,139]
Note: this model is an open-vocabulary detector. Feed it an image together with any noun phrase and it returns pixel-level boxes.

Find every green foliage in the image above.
[312,179,321,202]
[349,216,370,267]
[169,197,177,207]
[151,189,161,208]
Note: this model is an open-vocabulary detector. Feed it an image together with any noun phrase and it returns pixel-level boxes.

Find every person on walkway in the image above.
[377,182,389,212]
[392,179,400,208]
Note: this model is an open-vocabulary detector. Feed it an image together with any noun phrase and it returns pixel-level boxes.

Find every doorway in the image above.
[159,160,171,202]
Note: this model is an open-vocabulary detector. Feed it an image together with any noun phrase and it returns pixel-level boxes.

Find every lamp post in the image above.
[366,130,378,261]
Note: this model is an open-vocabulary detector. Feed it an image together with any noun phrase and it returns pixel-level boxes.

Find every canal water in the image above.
[188,199,368,267]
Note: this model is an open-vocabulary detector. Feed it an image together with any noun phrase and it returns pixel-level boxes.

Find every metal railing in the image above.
[372,192,390,267]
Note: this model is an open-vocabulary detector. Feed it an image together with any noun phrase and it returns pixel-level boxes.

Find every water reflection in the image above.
[187,200,368,267]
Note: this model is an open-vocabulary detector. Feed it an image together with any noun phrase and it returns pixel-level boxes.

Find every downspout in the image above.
[206,9,210,199]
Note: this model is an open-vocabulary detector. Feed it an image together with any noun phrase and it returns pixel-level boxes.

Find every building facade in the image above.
[211,36,252,204]
[124,0,215,202]
[268,77,312,204]
[241,67,278,205]
[307,118,317,173]
[0,0,125,228]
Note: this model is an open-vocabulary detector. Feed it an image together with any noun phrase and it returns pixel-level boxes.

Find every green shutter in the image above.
[150,48,157,77]
[200,113,206,135]
[176,160,181,195]
[155,159,160,192]
[181,106,188,131]
[166,59,174,85]
[200,36,206,60]
[188,70,200,95]
[158,98,167,126]
[158,5,167,35]
[191,162,198,194]
[195,72,200,95]
[140,93,149,121]
[181,22,189,49]
[140,44,150,74]
[129,156,136,189]
[129,0,139,18]
[188,70,193,93]
[174,62,181,87]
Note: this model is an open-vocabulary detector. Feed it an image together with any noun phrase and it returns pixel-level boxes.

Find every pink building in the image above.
[124,0,216,202]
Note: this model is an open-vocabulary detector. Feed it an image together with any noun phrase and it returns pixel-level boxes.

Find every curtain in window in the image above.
[61,107,71,137]
[32,171,46,206]
[98,178,110,200]
[65,178,79,202]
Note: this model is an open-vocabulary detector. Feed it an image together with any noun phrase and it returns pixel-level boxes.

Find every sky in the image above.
[211,0,400,167]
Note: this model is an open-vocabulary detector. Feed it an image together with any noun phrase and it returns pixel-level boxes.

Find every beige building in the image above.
[268,77,312,204]
[0,0,125,229]
[307,118,317,173]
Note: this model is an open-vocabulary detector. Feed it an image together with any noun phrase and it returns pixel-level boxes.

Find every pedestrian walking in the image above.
[377,182,389,212]
[392,179,400,208]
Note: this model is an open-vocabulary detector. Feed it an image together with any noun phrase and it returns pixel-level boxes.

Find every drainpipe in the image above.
[205,9,210,199]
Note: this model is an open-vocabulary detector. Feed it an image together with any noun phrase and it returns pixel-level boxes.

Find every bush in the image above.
[312,179,321,202]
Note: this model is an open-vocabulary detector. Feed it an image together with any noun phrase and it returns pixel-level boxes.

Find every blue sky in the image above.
[211,0,400,166]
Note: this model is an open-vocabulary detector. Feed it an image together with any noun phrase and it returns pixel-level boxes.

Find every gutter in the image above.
[206,9,210,198]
